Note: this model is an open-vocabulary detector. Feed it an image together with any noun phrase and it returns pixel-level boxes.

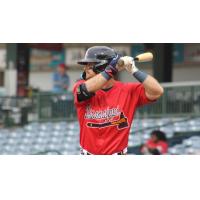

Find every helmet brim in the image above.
[77,58,101,65]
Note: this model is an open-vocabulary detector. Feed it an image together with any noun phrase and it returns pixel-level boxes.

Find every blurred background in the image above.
[0,43,200,155]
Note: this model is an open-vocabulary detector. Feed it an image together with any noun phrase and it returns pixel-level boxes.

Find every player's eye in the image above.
[85,65,93,70]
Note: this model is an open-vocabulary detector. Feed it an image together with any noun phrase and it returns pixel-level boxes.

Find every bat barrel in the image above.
[117,52,153,66]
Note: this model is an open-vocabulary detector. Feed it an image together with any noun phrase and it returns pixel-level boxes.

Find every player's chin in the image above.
[86,73,96,80]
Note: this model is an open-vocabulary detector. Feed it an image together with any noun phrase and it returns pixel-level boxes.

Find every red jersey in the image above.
[145,139,168,154]
[73,80,153,155]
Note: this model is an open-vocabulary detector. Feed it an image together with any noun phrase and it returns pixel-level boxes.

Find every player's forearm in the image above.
[85,61,118,93]
[84,55,120,93]
[85,73,108,93]
[142,75,164,100]
[122,56,164,100]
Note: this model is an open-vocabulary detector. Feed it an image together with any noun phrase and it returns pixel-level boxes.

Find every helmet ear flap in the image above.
[93,61,108,74]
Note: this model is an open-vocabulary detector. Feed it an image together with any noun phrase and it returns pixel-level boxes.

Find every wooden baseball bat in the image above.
[117,52,153,66]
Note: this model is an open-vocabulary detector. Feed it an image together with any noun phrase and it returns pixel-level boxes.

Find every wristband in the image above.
[133,70,148,83]
[101,71,111,80]
[101,65,118,81]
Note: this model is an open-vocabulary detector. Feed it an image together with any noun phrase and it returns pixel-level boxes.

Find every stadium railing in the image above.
[1,81,200,125]
[137,81,200,118]
[32,92,77,122]
[33,81,200,121]
[0,96,33,127]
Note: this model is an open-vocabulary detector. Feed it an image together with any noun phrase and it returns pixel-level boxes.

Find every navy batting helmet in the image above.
[78,46,117,75]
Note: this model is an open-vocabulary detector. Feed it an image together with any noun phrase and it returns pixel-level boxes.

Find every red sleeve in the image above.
[146,139,157,149]
[156,142,168,154]
[129,83,155,107]
[73,79,91,106]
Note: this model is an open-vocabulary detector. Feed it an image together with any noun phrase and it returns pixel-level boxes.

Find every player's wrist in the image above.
[132,70,148,83]
[101,70,112,80]
[101,65,118,80]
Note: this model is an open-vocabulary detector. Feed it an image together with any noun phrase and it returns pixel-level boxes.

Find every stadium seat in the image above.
[0,117,200,155]
[169,144,186,155]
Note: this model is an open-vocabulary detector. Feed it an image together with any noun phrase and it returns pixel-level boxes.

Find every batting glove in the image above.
[105,54,121,76]
[101,54,121,80]
[122,56,148,83]
[110,54,121,67]
[122,56,138,74]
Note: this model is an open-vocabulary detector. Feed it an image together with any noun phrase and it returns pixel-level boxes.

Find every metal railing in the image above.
[33,82,200,122]
[137,81,200,118]
[1,81,200,125]
[0,96,34,126]
[32,92,77,122]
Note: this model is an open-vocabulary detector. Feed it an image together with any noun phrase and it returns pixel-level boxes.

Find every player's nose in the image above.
[84,65,93,71]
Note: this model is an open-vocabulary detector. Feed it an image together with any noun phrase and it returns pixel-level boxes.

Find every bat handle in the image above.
[117,59,125,67]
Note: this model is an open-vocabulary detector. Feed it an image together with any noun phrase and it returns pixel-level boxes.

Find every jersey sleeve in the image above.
[129,83,156,107]
[73,79,91,106]
[156,142,168,154]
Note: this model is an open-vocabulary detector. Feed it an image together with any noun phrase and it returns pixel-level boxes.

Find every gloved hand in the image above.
[104,54,121,77]
[109,54,121,68]
[119,56,148,83]
[121,56,138,74]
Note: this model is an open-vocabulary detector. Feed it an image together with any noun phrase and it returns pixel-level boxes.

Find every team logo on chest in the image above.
[85,106,129,130]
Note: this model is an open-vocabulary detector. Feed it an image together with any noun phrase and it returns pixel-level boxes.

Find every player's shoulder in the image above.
[74,78,85,85]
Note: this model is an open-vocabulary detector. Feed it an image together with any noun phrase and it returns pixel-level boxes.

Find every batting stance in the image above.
[73,46,164,155]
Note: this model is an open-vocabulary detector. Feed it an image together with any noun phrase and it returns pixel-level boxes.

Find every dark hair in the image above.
[151,130,167,142]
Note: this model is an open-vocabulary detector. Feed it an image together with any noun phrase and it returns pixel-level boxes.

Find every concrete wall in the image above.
[173,65,200,82]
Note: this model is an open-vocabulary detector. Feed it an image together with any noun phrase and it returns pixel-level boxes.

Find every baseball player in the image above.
[73,46,164,155]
